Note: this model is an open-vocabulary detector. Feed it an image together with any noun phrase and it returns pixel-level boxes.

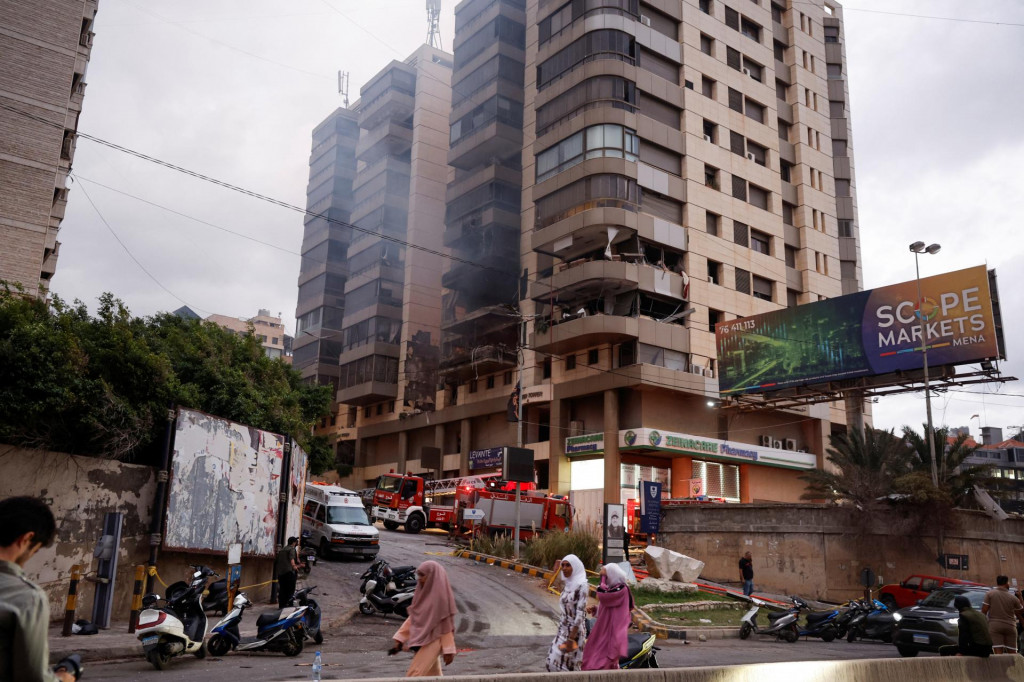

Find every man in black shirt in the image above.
[739,551,754,597]
[939,596,993,657]
[275,537,300,608]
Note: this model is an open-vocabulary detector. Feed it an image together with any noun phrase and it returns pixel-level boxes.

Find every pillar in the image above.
[434,423,445,478]
[603,389,621,505]
[739,463,751,503]
[844,390,865,436]
[397,430,408,475]
[549,398,570,494]
[459,418,471,476]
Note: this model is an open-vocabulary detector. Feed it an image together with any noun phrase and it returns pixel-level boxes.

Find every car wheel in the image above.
[207,634,231,657]
[820,625,836,643]
[405,513,424,534]
[783,625,799,643]
[739,622,753,640]
[319,539,331,559]
[896,645,919,658]
[880,595,897,612]
[383,520,400,531]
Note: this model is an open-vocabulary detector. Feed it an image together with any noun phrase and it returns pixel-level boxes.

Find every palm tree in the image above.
[900,425,995,507]
[800,427,917,508]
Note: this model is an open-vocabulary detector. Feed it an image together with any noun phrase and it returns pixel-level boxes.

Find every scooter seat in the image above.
[804,610,835,624]
[256,610,285,628]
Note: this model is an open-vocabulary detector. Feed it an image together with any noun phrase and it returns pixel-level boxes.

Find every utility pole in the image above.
[514,313,524,560]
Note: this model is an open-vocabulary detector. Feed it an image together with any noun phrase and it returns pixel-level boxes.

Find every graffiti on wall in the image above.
[165,408,284,557]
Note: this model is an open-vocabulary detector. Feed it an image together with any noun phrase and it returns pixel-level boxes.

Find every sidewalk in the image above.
[48,585,360,664]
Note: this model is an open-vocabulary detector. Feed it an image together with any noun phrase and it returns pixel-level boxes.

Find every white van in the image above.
[302,483,380,560]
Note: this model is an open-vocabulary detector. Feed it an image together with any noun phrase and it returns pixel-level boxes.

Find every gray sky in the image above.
[53,0,1024,438]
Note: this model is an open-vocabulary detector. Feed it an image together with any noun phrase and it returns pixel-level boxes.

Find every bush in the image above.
[469,533,515,558]
[522,526,601,572]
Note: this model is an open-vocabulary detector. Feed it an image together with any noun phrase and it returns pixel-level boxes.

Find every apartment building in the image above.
[206,309,289,360]
[0,0,98,298]
[339,0,864,507]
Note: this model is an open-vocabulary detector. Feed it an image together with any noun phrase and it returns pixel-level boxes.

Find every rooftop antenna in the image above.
[338,70,350,108]
[426,0,441,48]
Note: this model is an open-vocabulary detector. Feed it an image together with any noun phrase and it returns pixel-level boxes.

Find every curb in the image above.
[50,641,141,663]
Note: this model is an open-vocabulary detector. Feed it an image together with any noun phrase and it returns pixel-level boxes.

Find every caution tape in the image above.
[237,579,276,590]
[147,566,275,593]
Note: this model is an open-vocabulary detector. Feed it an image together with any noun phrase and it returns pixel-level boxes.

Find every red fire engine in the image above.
[369,473,501,533]
[453,482,572,539]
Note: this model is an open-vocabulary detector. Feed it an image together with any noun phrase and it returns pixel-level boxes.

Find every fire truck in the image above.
[369,473,501,533]
[369,472,572,536]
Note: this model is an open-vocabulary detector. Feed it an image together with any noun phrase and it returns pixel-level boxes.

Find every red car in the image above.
[877,574,984,610]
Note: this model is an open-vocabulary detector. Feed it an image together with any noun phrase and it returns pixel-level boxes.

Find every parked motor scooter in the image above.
[739,596,800,643]
[206,592,307,657]
[299,531,317,577]
[846,599,895,643]
[584,618,659,668]
[793,596,841,642]
[205,577,229,615]
[359,558,416,595]
[359,573,415,617]
[136,565,217,669]
[290,585,324,645]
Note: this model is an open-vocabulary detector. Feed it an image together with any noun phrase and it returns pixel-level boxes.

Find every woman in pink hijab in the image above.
[581,563,633,670]
[390,561,458,677]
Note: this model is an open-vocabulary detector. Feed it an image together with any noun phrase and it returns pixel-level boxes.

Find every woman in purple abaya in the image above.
[581,563,634,671]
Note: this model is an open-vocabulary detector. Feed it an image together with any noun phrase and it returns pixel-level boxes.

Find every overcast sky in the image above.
[52,0,1024,438]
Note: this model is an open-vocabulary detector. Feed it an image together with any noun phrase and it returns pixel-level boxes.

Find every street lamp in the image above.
[909,241,941,488]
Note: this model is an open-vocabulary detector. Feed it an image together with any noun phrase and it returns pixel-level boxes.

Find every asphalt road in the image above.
[85,527,898,680]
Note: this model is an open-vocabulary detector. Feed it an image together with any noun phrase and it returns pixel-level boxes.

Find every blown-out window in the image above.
[692,460,740,502]
[538,30,635,89]
[536,124,638,182]
[534,174,640,228]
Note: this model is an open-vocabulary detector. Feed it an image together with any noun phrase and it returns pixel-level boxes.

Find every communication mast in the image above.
[338,70,350,108]
[426,0,441,48]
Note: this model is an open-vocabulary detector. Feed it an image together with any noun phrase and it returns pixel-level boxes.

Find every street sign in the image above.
[860,567,876,588]
[639,481,662,535]
[937,553,970,570]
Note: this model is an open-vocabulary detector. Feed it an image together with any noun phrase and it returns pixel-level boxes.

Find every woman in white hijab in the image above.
[545,554,589,671]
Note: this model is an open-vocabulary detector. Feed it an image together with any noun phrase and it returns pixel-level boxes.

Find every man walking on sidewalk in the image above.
[0,496,75,682]
[739,551,754,597]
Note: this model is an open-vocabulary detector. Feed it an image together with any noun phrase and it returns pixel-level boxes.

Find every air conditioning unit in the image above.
[784,438,797,451]
[569,420,585,436]
[796,448,807,453]
[742,67,751,77]
[640,14,652,26]
[689,365,705,376]
[759,435,772,447]
[772,439,783,450]
[746,152,756,161]
[704,368,715,378]
[704,134,713,143]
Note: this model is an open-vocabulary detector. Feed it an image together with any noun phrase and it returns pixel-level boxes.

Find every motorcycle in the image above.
[359,571,415,617]
[739,596,800,643]
[136,565,217,669]
[846,598,895,643]
[584,618,659,668]
[206,592,307,657]
[205,577,229,615]
[793,596,841,642]
[290,585,324,645]
[54,654,83,680]
[359,559,416,595]
[299,531,317,577]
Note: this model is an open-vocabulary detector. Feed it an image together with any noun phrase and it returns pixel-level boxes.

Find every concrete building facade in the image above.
[0,0,98,298]
[206,309,288,360]
[333,0,865,509]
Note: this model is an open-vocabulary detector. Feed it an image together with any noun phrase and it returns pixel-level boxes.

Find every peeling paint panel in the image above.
[164,409,284,557]
[286,444,307,540]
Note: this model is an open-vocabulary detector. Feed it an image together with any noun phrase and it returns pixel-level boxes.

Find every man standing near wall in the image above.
[275,537,300,608]
[739,551,754,597]
[982,575,1023,654]
[0,496,75,682]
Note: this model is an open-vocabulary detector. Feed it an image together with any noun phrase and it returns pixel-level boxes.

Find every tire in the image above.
[896,645,919,658]
[648,652,659,669]
[282,631,303,657]
[820,625,836,643]
[319,538,331,560]
[846,627,857,643]
[739,622,753,640]
[405,513,424,534]
[359,600,374,615]
[147,649,171,670]
[193,641,207,659]
[383,520,400,531]
[207,634,231,657]
[880,595,898,612]
[783,625,799,643]
[314,630,324,645]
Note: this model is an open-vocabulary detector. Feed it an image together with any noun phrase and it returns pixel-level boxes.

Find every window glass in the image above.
[536,124,639,182]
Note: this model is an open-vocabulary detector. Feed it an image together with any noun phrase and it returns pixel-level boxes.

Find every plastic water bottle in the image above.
[312,651,322,681]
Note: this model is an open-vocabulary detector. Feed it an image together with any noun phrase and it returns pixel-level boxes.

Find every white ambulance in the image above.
[302,483,380,560]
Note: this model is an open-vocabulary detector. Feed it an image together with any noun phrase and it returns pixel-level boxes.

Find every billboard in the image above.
[165,408,285,557]
[716,265,1000,396]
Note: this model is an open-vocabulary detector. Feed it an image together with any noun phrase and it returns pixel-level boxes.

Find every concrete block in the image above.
[639,577,698,594]
[645,546,705,582]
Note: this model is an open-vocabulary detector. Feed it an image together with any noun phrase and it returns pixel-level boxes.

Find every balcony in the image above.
[353,155,411,193]
[442,303,520,337]
[531,313,692,356]
[358,88,416,131]
[447,118,522,170]
[337,380,397,406]
[438,344,518,382]
[532,206,638,262]
[356,121,413,163]
[528,259,689,303]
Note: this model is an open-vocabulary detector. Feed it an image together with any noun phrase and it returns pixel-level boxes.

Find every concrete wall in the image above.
[662,503,1024,602]
[0,444,276,621]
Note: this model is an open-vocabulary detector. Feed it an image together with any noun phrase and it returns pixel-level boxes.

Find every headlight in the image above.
[332,532,344,540]
[892,612,902,622]
[948,617,960,625]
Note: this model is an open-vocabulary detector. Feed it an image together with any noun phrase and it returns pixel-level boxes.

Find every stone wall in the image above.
[661,503,1024,601]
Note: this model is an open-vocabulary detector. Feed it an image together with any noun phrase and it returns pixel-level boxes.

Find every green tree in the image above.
[0,286,330,463]
[799,427,917,509]
[899,425,995,507]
